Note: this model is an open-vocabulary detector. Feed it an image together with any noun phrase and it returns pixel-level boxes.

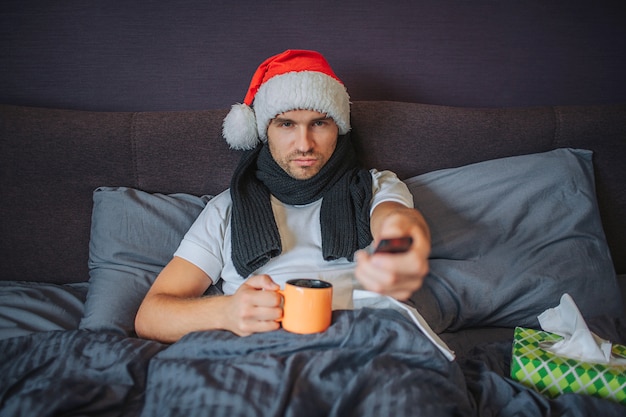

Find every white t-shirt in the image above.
[173,169,456,361]
[174,169,413,296]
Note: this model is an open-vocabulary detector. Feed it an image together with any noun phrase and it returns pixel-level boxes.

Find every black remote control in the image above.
[373,237,413,254]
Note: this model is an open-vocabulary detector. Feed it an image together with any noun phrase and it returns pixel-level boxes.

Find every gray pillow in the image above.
[80,187,212,335]
[406,148,622,333]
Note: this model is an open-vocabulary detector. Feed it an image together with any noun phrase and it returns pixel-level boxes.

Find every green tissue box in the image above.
[510,327,626,405]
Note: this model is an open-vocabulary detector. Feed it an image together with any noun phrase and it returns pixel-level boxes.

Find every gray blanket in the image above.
[1,309,624,416]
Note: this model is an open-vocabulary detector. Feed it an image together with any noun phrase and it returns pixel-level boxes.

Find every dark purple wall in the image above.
[1,0,625,112]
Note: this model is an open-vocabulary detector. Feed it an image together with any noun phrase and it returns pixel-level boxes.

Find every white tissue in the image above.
[537,293,623,364]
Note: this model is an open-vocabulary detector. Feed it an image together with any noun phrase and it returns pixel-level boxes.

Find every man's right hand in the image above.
[135,257,284,342]
[225,274,283,336]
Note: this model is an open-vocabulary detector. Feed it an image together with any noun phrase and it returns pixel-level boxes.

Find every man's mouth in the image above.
[292,157,317,167]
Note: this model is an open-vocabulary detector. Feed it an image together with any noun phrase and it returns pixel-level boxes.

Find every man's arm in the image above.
[135,256,283,343]
[354,201,431,300]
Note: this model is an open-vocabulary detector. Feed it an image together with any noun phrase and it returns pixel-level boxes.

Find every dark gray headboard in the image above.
[1,0,625,112]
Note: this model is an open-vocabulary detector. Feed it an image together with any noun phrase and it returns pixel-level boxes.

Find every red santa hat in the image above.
[222,49,351,150]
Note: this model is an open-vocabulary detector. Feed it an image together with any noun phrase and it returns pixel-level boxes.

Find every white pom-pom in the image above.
[222,104,259,150]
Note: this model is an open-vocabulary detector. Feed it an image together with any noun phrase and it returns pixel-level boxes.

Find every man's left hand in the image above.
[354,202,430,300]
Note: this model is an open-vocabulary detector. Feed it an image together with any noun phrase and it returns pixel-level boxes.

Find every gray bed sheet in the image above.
[1,281,625,416]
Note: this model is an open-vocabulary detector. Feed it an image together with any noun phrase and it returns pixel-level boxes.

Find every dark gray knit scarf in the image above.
[230,134,373,278]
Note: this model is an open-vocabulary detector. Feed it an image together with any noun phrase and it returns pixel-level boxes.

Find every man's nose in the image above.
[294,127,314,152]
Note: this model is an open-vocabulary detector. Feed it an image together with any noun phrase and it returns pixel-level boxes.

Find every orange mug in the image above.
[277,279,333,334]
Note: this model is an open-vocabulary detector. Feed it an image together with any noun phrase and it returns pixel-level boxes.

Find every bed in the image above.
[2,101,625,416]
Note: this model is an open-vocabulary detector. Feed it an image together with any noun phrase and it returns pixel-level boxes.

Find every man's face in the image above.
[266,109,339,180]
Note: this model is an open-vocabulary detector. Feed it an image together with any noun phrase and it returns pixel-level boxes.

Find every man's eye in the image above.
[281,122,293,128]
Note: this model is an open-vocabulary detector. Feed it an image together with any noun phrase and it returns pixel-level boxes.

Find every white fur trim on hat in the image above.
[254,71,351,142]
[222,70,350,150]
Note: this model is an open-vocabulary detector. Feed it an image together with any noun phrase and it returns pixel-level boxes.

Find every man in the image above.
[135,50,430,343]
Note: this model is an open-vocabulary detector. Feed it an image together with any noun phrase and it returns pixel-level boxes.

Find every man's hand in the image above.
[354,202,430,300]
[224,274,283,336]
[135,258,284,342]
